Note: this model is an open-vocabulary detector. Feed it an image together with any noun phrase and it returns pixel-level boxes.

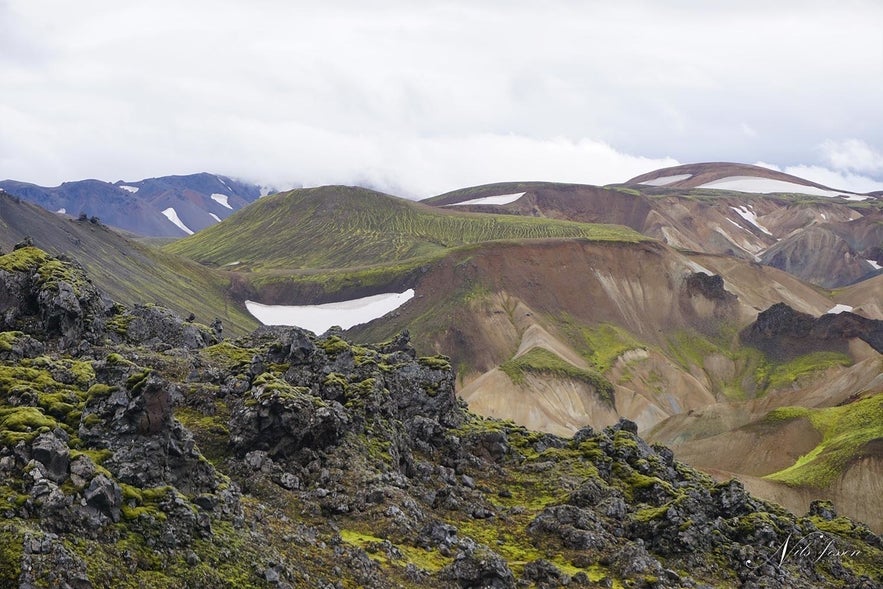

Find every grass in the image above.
[579,323,645,372]
[500,347,614,404]
[764,393,883,488]
[164,185,647,273]
[755,351,853,393]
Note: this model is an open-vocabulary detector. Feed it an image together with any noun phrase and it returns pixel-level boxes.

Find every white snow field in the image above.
[730,205,772,235]
[639,174,692,186]
[867,259,882,270]
[826,304,854,314]
[161,207,194,235]
[118,185,139,193]
[446,192,525,206]
[209,213,222,223]
[699,176,866,199]
[245,289,416,333]
[211,193,233,209]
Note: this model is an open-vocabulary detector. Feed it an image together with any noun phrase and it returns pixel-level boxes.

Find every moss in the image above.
[105,313,133,336]
[125,369,151,393]
[201,341,256,369]
[174,405,231,462]
[0,246,51,272]
[417,355,451,370]
[756,351,853,393]
[0,525,24,587]
[340,528,451,573]
[580,323,645,372]
[318,335,350,356]
[85,383,115,401]
[500,347,615,404]
[633,503,671,523]
[105,353,135,367]
[765,393,883,488]
[0,331,25,352]
[0,406,60,445]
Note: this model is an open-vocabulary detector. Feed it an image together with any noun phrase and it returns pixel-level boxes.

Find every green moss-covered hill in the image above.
[2,249,882,588]
[163,185,646,272]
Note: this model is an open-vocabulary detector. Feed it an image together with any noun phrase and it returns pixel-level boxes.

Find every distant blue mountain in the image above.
[0,173,268,237]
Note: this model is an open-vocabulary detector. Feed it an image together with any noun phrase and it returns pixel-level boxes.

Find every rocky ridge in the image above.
[0,246,881,588]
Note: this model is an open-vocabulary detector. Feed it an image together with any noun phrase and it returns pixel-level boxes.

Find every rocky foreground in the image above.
[0,245,880,588]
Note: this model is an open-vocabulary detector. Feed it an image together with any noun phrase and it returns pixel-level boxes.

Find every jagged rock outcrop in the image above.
[0,246,113,348]
[742,302,883,359]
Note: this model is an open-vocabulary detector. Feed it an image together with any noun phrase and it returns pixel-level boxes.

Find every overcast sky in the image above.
[2,1,882,197]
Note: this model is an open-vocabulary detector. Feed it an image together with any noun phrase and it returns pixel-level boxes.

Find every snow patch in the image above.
[211,193,233,209]
[118,185,139,193]
[826,304,853,314]
[699,176,864,199]
[730,205,772,235]
[209,213,222,223]
[867,259,882,270]
[161,207,194,235]
[56,208,66,214]
[639,173,692,186]
[223,261,241,267]
[245,290,416,333]
[216,176,231,191]
[446,192,525,207]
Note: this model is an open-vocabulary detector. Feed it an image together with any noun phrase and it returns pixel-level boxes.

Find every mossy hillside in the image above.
[754,351,853,393]
[764,393,883,488]
[579,323,646,373]
[164,185,647,272]
[500,347,615,404]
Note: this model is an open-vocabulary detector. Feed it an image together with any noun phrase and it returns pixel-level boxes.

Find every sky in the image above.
[2,0,882,198]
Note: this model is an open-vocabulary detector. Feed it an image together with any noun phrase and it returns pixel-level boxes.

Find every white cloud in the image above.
[820,139,883,175]
[1,1,882,194]
[780,165,883,194]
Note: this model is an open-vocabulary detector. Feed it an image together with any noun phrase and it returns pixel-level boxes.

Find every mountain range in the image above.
[1,161,881,543]
[0,173,267,237]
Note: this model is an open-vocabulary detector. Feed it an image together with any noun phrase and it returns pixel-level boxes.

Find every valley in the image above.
[2,162,881,541]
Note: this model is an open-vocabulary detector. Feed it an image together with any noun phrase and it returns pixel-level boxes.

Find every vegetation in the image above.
[764,392,883,488]
[500,347,615,404]
[165,186,647,272]
[754,351,853,393]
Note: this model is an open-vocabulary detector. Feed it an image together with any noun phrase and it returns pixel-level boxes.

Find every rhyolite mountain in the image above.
[0,173,267,237]
[0,246,881,588]
[425,163,882,288]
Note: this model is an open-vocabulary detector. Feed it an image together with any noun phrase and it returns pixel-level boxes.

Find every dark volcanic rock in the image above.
[684,271,736,302]
[123,304,217,349]
[0,246,113,348]
[742,302,883,359]
[440,547,515,588]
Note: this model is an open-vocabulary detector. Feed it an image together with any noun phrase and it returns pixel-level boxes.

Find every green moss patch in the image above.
[500,347,614,404]
[755,351,853,393]
[764,393,883,488]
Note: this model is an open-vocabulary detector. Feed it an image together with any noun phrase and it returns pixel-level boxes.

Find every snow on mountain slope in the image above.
[161,207,194,235]
[445,192,526,206]
[211,193,233,209]
[245,289,415,333]
[638,173,692,186]
[700,176,863,199]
